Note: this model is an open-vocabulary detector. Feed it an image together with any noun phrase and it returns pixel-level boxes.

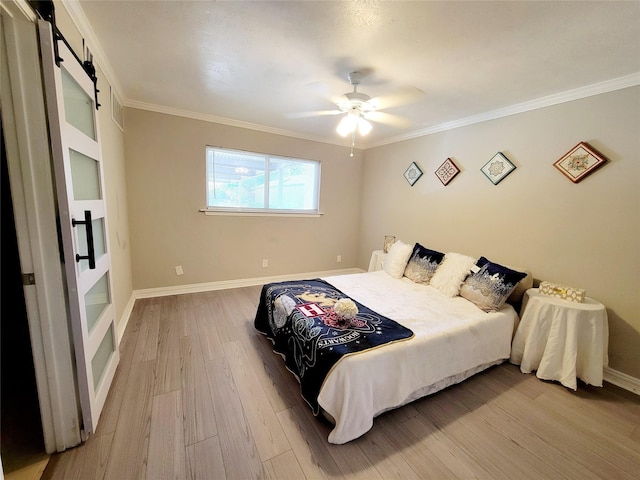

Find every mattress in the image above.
[316,270,518,444]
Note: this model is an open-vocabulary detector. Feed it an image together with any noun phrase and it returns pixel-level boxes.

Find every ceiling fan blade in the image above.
[369,86,424,110]
[365,111,412,129]
[285,109,343,119]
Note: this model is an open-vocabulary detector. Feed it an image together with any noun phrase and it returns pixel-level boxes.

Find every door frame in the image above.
[0,0,82,453]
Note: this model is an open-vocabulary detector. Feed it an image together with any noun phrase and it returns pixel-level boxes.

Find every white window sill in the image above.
[199,209,323,218]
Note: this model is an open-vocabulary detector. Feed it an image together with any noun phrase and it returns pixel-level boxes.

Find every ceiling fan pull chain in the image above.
[350,129,355,157]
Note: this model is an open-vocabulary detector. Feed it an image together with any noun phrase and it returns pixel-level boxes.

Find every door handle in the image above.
[72,210,96,269]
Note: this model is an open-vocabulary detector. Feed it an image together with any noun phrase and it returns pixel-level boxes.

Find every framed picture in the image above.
[404,162,423,186]
[553,141,607,183]
[435,158,460,186]
[481,152,516,185]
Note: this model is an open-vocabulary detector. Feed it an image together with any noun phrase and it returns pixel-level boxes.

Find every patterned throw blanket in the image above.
[254,279,414,414]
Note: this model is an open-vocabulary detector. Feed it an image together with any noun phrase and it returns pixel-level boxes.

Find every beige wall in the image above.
[359,87,640,378]
[55,3,133,333]
[123,108,363,289]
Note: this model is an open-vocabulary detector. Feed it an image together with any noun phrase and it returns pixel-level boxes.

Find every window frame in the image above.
[202,146,322,216]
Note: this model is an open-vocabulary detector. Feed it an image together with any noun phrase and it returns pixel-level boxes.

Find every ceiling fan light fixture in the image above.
[288,68,416,146]
[337,110,372,137]
[336,113,358,137]
[358,117,372,136]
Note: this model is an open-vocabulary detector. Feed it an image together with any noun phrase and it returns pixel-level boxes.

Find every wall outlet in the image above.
[262,259,269,268]
[337,255,342,263]
[175,265,184,275]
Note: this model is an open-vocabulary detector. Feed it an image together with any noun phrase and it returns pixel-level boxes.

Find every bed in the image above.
[254,241,531,444]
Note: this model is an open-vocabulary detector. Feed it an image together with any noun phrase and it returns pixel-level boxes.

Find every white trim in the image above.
[60,0,350,150]
[604,367,640,396]
[1,2,81,452]
[122,73,640,150]
[116,293,137,344]
[200,208,323,217]
[0,0,35,20]
[115,268,363,341]
[369,73,640,148]
[62,1,639,152]
[60,0,125,105]
[134,268,364,299]
[114,273,639,399]
[126,99,348,146]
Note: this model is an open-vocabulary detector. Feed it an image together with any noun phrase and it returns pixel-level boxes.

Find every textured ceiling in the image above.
[76,0,640,148]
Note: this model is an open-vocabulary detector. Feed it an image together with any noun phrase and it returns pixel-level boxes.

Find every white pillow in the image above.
[383,240,414,279]
[429,252,477,297]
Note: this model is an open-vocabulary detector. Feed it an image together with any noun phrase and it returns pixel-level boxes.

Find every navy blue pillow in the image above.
[403,243,445,284]
[460,257,527,311]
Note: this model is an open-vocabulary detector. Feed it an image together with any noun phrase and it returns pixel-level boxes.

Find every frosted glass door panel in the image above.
[84,273,110,332]
[61,66,96,140]
[77,218,106,272]
[91,324,115,390]
[69,149,101,200]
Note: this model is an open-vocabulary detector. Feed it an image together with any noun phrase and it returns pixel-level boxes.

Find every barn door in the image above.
[38,19,118,438]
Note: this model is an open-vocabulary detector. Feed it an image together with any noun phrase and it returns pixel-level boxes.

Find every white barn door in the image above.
[38,19,119,438]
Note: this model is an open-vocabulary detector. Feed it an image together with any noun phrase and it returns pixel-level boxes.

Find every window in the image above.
[205,147,321,214]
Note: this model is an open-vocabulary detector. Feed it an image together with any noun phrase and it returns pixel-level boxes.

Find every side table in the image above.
[368,250,387,272]
[510,288,609,390]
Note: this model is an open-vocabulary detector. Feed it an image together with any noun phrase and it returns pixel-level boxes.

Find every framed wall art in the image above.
[435,158,460,186]
[481,152,516,185]
[553,141,608,183]
[404,162,423,186]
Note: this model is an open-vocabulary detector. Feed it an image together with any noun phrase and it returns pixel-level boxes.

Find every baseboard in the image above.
[114,268,365,340]
[116,293,138,344]
[603,367,640,395]
[117,270,639,399]
[132,268,364,299]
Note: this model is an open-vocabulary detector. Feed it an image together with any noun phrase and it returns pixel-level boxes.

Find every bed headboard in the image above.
[506,267,533,305]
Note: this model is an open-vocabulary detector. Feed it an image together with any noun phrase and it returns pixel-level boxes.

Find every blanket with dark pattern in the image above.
[254,278,414,414]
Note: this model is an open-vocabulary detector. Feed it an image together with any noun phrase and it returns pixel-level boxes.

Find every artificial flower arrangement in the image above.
[334,298,358,320]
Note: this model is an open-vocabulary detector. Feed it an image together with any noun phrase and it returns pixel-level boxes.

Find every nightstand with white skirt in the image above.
[510,288,609,390]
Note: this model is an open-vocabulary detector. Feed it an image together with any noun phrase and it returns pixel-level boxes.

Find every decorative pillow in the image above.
[429,252,477,297]
[403,244,445,284]
[382,240,414,279]
[460,257,528,312]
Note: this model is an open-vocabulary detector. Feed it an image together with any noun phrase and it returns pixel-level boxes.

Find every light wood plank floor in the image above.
[42,286,640,479]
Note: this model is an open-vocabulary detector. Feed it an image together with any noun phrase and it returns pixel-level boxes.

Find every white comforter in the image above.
[318,270,517,444]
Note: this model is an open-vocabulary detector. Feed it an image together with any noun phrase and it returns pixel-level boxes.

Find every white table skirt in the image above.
[510,288,609,390]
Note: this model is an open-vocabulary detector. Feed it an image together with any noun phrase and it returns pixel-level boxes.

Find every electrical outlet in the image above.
[175,265,184,275]
[262,259,269,268]
[337,255,342,263]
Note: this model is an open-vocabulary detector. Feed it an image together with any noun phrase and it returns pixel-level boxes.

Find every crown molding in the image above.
[1,0,36,20]
[367,72,640,149]
[55,1,640,152]
[60,0,125,102]
[125,99,365,149]
[129,72,639,151]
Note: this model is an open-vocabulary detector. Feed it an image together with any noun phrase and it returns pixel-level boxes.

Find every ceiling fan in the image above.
[288,70,423,154]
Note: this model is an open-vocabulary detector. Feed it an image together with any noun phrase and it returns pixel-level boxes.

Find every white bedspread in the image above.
[318,271,517,444]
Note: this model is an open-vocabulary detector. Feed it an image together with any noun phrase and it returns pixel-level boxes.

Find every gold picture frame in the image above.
[553,142,608,183]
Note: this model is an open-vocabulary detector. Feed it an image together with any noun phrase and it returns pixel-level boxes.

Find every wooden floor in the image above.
[42,286,640,480]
